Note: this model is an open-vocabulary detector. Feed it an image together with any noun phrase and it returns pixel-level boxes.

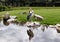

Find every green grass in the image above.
[0,7,60,25]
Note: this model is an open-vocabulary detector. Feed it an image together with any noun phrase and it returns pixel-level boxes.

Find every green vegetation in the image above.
[0,7,60,25]
[0,5,11,11]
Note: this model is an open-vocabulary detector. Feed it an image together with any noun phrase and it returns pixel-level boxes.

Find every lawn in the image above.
[0,7,60,25]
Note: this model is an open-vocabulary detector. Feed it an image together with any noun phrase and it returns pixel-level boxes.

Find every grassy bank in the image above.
[0,7,60,25]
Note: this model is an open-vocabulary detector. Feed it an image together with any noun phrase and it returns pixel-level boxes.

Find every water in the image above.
[0,21,60,42]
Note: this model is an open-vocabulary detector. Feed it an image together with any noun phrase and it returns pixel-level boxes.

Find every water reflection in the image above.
[0,21,60,42]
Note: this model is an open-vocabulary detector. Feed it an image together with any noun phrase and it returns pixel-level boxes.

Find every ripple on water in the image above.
[0,21,60,42]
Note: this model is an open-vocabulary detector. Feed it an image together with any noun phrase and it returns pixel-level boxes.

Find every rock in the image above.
[3,12,17,26]
[34,14,43,20]
[25,21,40,28]
[56,24,60,28]
[3,14,10,26]
[3,21,10,26]
[48,25,56,28]
[55,24,60,33]
[3,14,10,19]
[56,28,60,33]
[7,19,17,23]
[27,29,34,40]
[19,21,26,26]
[25,21,33,26]
[10,16,17,19]
[41,25,46,32]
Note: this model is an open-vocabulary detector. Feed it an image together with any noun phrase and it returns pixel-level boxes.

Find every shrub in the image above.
[0,5,11,11]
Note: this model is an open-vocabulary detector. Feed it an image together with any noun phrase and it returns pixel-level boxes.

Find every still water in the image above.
[0,21,60,42]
